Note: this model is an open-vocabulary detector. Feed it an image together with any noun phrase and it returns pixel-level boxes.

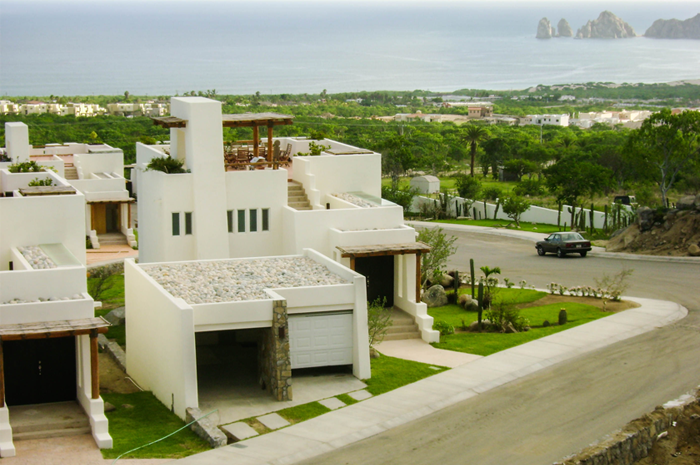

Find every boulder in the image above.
[576,11,636,39]
[689,244,700,257]
[104,307,125,326]
[439,273,454,288]
[422,285,448,308]
[678,195,696,210]
[637,207,655,232]
[504,323,518,334]
[536,18,555,39]
[458,294,479,311]
[557,18,573,37]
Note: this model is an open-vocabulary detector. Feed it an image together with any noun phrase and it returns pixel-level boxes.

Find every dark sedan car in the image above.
[536,232,591,258]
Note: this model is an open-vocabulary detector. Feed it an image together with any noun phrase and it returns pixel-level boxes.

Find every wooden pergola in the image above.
[336,242,431,302]
[152,112,294,164]
[0,317,110,407]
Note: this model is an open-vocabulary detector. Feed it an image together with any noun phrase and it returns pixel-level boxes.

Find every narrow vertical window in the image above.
[262,208,269,231]
[237,210,246,233]
[227,210,233,233]
[172,212,180,236]
[250,209,257,232]
[185,212,193,235]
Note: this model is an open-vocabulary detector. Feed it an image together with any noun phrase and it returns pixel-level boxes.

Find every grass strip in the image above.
[101,392,210,459]
[365,355,448,396]
[277,402,331,425]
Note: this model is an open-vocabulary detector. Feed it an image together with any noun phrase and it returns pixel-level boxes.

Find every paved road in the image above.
[299,229,700,465]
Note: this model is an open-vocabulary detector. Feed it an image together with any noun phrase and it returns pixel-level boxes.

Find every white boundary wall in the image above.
[412,195,609,229]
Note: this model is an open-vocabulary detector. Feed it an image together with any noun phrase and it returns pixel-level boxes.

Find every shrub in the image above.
[513,178,545,197]
[382,185,417,210]
[454,174,481,200]
[485,299,529,332]
[433,320,454,336]
[146,156,187,174]
[296,141,330,156]
[594,268,634,302]
[417,227,457,288]
[8,161,44,173]
[482,186,502,201]
[28,177,53,187]
[502,194,531,226]
[367,297,393,349]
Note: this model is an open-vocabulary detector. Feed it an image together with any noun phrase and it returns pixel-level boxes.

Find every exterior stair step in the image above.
[383,307,422,341]
[383,332,421,341]
[14,426,92,441]
[287,181,311,210]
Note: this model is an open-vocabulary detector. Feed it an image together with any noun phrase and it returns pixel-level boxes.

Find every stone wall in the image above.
[258,299,291,401]
[554,393,699,465]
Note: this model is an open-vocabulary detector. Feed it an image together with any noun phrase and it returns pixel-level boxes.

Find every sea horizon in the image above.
[1,1,699,96]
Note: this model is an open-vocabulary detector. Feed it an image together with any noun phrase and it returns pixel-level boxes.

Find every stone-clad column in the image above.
[258,299,291,401]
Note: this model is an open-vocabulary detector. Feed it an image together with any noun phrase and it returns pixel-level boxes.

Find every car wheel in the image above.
[537,246,545,256]
[557,248,565,258]
[580,251,587,257]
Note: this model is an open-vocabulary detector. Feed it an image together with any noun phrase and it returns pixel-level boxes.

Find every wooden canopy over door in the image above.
[0,317,110,408]
[336,242,431,303]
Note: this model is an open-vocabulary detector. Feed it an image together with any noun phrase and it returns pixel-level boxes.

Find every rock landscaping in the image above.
[142,257,348,304]
[332,192,378,208]
[18,245,56,269]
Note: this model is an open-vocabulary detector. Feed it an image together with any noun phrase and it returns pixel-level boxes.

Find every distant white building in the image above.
[524,114,570,127]
[2,123,135,249]
[410,175,440,194]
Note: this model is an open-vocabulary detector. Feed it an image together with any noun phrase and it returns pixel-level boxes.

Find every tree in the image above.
[367,297,392,350]
[380,134,415,189]
[462,124,489,177]
[454,174,481,200]
[417,227,457,288]
[545,154,613,228]
[501,194,531,226]
[626,109,700,207]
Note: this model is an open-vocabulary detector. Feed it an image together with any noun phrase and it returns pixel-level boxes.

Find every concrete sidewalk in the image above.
[408,221,700,263]
[174,296,687,464]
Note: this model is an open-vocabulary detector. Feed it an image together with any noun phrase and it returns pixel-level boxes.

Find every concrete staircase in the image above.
[288,181,311,210]
[64,163,78,180]
[10,402,91,441]
[383,307,421,341]
[98,232,128,246]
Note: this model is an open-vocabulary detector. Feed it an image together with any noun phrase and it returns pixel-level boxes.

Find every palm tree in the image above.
[463,125,489,177]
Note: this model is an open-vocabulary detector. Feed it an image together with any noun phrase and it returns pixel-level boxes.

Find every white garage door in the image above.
[289,312,353,369]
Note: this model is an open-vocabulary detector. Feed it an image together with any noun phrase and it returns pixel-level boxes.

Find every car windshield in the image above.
[560,233,585,241]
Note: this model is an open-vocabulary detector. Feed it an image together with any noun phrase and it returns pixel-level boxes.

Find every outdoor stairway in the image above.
[288,181,312,210]
[383,307,421,341]
[98,232,128,246]
[10,401,91,441]
[63,163,79,180]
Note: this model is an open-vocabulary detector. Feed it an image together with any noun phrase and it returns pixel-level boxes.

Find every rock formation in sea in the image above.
[644,14,700,39]
[575,11,636,39]
[557,19,573,37]
[536,17,556,39]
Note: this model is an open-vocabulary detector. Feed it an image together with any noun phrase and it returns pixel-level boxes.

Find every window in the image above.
[250,209,257,232]
[227,210,233,233]
[237,210,246,233]
[185,212,193,235]
[262,208,269,231]
[172,212,180,236]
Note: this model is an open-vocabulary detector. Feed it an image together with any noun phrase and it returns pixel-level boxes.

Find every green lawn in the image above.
[101,392,211,459]
[365,355,448,396]
[430,289,608,356]
[382,175,517,195]
[278,402,331,425]
[434,218,563,234]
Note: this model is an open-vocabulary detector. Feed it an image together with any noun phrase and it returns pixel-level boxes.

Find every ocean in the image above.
[1,1,699,96]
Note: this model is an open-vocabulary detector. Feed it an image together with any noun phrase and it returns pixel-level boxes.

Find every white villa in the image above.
[126,97,438,420]
[1,122,136,249]
[0,164,112,457]
[523,114,570,127]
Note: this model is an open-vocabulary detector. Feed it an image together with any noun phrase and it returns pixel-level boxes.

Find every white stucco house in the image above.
[127,97,438,419]
[1,122,136,249]
[524,114,570,127]
[0,167,112,457]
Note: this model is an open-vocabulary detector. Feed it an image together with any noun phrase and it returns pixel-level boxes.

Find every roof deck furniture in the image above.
[153,113,293,168]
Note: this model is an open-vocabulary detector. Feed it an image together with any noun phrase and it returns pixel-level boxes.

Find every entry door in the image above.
[3,338,77,406]
[92,204,107,234]
[289,313,353,369]
[105,203,120,233]
[354,255,394,307]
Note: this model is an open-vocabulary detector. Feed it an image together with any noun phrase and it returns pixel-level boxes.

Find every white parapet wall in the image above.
[125,259,198,420]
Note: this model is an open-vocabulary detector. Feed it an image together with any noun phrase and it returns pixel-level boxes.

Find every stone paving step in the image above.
[287,182,311,210]
[383,332,422,341]
[384,307,421,340]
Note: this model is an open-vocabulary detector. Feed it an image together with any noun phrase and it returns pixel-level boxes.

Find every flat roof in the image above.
[151,113,294,129]
[141,256,347,304]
